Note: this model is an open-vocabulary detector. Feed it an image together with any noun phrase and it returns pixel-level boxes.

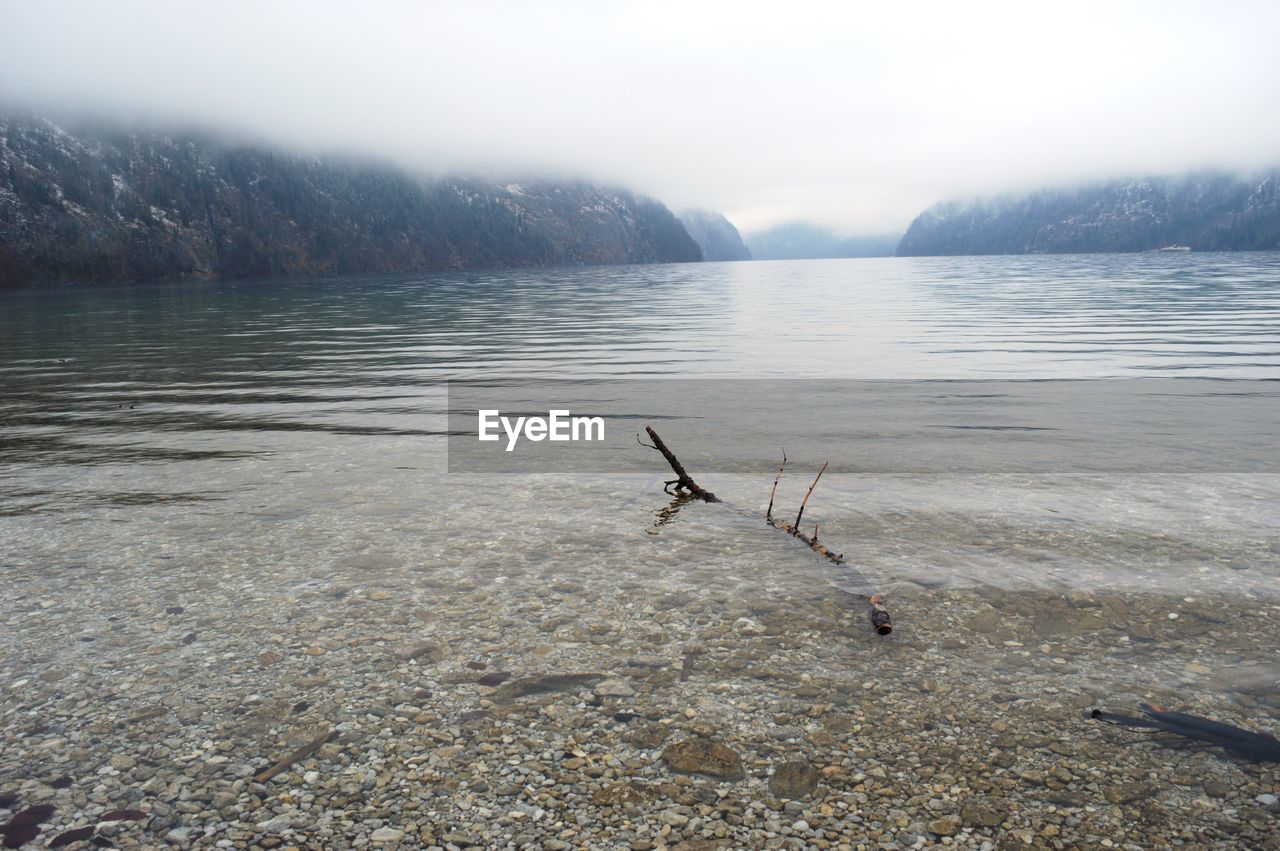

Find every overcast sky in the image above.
[2,0,1279,235]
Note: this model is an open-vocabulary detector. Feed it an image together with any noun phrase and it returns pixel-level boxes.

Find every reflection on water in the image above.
[914,254,1280,372]
[3,253,1279,459]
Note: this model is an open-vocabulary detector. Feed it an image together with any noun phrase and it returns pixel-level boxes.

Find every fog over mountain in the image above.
[897,171,1280,256]
[678,211,751,261]
[747,225,898,261]
[2,1,1278,236]
[0,113,700,286]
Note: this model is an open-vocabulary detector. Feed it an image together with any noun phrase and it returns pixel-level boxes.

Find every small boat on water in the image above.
[1154,245,1191,252]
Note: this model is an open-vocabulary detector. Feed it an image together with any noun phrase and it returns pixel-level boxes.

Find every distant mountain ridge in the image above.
[898,171,1280,256]
[746,223,898,260]
[0,112,701,286]
[678,209,751,261]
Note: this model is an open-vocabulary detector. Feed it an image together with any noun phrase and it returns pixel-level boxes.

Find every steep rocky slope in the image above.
[898,172,1280,256]
[678,209,751,261]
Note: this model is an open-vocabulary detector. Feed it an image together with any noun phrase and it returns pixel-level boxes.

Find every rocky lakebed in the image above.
[3,546,1279,850]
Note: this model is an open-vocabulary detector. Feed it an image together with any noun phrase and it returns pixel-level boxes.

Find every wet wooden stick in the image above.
[639,426,718,502]
[773,519,845,564]
[794,462,828,531]
[254,729,336,784]
[766,450,787,522]
[868,595,893,636]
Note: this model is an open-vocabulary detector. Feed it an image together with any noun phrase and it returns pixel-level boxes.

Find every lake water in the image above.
[2,254,1279,847]
[3,253,1277,588]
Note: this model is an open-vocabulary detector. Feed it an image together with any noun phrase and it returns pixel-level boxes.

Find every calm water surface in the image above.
[2,254,1279,689]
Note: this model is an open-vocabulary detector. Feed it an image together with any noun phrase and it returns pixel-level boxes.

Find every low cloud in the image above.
[3,0,1278,233]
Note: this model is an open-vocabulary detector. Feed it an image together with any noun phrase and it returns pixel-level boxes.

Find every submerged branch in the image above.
[254,729,337,784]
[642,427,891,635]
[1092,704,1280,762]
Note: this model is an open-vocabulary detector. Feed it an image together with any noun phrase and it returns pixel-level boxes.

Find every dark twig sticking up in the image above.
[639,426,718,502]
[763,455,848,563]
[766,450,787,522]
[763,454,891,634]
[794,462,828,531]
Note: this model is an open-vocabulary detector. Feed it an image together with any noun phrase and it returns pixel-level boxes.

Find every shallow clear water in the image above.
[3,253,1278,566]
[0,255,1274,660]
[1,256,1278,846]
[2,254,1278,597]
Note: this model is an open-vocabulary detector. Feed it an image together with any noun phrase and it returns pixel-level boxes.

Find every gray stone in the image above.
[927,816,961,836]
[594,678,636,698]
[969,610,1001,633]
[1104,782,1156,805]
[662,739,744,780]
[211,791,238,810]
[962,801,1006,827]
[768,761,820,799]
[256,815,292,833]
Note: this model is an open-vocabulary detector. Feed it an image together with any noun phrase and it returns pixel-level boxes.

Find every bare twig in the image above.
[766,450,787,522]
[794,462,828,530]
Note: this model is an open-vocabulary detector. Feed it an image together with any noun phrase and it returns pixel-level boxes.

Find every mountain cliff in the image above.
[0,113,701,286]
[678,209,750,261]
[897,171,1280,256]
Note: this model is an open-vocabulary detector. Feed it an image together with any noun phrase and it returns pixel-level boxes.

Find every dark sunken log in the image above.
[869,595,893,635]
[1092,704,1280,762]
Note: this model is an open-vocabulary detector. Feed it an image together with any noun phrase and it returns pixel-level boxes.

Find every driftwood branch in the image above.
[771,518,845,565]
[642,427,891,635]
[254,729,336,784]
[642,426,718,502]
